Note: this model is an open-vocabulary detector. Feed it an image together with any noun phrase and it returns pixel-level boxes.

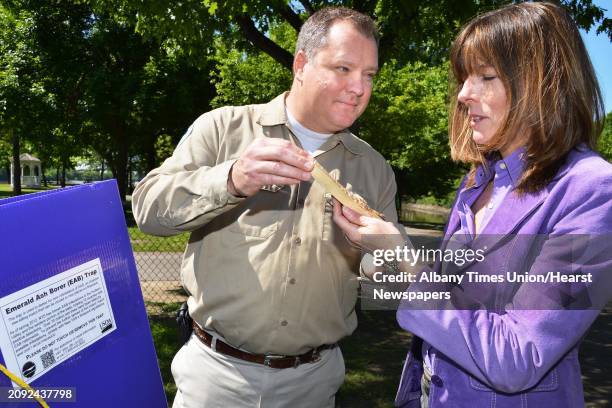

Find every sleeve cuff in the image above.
[195,159,245,211]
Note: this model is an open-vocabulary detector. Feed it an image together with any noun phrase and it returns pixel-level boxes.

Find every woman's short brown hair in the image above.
[449,2,605,192]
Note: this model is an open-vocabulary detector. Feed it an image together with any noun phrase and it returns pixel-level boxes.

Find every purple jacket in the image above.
[395,146,612,407]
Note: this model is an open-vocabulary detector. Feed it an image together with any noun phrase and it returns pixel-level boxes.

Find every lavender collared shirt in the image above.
[423,147,526,371]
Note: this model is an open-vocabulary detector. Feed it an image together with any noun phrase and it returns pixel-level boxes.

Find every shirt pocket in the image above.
[226,186,286,239]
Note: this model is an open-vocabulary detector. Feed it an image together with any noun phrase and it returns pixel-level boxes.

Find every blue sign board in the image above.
[0,181,166,407]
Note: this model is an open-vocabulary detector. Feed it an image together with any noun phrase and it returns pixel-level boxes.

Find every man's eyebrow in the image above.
[335,58,378,72]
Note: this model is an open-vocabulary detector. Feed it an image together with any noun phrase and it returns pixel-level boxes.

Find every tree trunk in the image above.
[100,159,105,180]
[107,140,129,201]
[273,4,303,32]
[41,163,48,187]
[127,156,133,195]
[235,14,294,70]
[115,147,128,201]
[298,0,315,15]
[60,162,66,188]
[145,134,157,173]
[11,128,21,195]
[109,120,129,201]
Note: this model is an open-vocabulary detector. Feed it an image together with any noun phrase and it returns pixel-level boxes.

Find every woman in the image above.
[332,2,612,407]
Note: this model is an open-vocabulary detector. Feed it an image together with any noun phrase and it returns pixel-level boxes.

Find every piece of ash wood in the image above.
[311,161,385,220]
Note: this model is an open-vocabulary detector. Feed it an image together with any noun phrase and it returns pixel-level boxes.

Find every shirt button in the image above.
[499,162,507,170]
[289,278,296,285]
[431,375,444,387]
[294,237,302,245]
[280,320,288,326]
[487,202,494,209]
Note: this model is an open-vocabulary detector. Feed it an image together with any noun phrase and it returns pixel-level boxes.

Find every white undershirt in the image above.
[286,108,332,154]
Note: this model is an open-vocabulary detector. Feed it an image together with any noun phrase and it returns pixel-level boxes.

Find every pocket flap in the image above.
[468,368,559,392]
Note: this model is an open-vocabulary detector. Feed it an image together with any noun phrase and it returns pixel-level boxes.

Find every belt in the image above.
[192,322,336,369]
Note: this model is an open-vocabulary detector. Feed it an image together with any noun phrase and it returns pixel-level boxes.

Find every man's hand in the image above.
[332,198,403,252]
[228,138,314,197]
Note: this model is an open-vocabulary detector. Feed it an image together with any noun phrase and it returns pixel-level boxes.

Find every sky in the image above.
[581,0,612,113]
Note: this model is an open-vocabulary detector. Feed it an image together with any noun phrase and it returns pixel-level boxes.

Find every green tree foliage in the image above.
[132,51,215,173]
[211,43,292,108]
[599,111,612,162]
[360,61,463,199]
[94,0,610,202]
[25,2,93,187]
[0,137,11,182]
[0,4,52,194]
[95,0,612,70]
[3,1,611,203]
[82,15,215,198]
[211,23,295,108]
[1,1,215,199]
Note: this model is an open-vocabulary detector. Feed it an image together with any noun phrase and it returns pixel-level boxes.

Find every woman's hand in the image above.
[332,198,404,253]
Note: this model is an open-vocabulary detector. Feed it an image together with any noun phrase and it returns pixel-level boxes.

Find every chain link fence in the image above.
[129,226,189,312]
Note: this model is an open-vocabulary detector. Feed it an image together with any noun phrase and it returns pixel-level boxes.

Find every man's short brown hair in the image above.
[295,7,379,59]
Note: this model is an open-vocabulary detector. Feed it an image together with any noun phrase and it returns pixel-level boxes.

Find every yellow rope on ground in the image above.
[0,362,49,408]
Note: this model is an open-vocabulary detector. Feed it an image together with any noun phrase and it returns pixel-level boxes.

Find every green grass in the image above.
[128,226,189,252]
[336,310,411,407]
[0,183,57,199]
[148,308,411,408]
[124,201,189,252]
[148,301,184,406]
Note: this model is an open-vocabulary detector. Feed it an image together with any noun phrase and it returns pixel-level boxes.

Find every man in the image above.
[132,7,398,407]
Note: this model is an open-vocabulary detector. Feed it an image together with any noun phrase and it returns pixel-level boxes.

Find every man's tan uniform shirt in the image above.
[132,93,398,355]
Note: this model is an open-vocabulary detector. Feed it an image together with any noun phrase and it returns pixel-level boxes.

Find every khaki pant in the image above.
[171,333,345,408]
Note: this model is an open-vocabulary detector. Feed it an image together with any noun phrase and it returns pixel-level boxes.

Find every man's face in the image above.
[294,21,378,133]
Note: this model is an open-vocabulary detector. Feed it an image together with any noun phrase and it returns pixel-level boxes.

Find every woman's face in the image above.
[457,64,508,148]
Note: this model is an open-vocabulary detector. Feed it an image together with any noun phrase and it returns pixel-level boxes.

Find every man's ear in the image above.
[293,50,308,81]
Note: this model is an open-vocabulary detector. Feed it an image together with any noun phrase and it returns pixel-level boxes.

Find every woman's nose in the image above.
[458,77,477,104]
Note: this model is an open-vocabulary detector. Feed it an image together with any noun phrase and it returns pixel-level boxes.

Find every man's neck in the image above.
[285,105,331,154]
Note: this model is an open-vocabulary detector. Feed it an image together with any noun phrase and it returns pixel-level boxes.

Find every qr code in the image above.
[41,350,56,369]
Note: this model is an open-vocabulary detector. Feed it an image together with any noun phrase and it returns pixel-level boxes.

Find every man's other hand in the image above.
[332,198,403,252]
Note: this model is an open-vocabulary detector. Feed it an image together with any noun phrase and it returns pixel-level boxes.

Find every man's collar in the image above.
[257,92,364,156]
[329,131,364,156]
[257,93,289,127]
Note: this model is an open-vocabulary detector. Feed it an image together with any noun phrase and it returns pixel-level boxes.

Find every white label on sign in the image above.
[0,258,116,384]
